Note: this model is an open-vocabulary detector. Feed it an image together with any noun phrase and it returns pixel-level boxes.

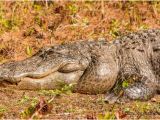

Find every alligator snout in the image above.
[0,49,89,89]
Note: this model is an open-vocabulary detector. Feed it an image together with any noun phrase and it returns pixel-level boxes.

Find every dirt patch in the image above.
[0,87,159,119]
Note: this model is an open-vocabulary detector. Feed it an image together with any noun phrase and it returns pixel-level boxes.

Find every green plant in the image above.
[135,101,152,114]
[26,46,33,56]
[123,107,130,113]
[61,83,75,94]
[97,112,115,120]
[0,2,23,33]
[39,89,62,97]
[139,24,149,30]
[68,4,78,15]
[0,105,7,118]
[33,4,42,11]
[109,19,121,38]
[18,95,30,105]
[20,105,36,119]
[0,107,7,114]
[39,83,76,97]
[122,80,129,88]
[82,17,89,25]
[18,95,38,106]
[34,15,43,27]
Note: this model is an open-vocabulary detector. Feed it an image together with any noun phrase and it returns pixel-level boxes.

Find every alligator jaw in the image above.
[17,70,84,90]
[0,55,86,84]
[0,70,84,90]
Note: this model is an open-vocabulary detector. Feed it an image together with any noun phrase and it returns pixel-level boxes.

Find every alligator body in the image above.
[0,29,160,102]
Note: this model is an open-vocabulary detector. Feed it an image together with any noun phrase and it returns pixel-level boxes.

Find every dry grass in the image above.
[0,1,160,63]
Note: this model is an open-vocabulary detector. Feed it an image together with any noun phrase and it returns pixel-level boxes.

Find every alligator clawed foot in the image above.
[104,82,156,104]
[124,83,156,100]
[104,92,130,104]
[104,93,119,104]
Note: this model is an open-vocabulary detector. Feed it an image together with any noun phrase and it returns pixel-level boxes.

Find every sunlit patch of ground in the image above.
[0,87,159,119]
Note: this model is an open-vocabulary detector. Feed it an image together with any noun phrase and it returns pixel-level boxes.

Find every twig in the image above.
[101,0,105,20]
[45,0,48,9]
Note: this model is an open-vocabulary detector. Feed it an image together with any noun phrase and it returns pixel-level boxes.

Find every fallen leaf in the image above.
[30,97,52,119]
[115,109,127,120]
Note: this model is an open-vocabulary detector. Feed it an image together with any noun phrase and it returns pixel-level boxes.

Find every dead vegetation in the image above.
[0,1,160,63]
[0,1,160,119]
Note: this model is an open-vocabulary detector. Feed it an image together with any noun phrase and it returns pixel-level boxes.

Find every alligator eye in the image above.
[58,63,83,73]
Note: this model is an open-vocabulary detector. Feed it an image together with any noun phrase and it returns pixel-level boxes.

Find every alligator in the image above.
[0,29,159,103]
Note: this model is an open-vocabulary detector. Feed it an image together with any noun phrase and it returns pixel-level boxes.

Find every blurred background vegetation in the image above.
[0,1,160,63]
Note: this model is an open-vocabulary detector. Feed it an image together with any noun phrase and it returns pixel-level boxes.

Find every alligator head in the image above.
[0,42,91,89]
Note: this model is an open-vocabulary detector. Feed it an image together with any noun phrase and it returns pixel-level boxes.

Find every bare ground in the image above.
[0,86,159,119]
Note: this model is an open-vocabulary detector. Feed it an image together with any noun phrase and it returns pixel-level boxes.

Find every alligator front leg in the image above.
[76,45,119,94]
[125,49,158,100]
[105,48,158,103]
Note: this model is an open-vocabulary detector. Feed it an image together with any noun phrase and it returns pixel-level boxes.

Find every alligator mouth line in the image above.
[0,70,84,90]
